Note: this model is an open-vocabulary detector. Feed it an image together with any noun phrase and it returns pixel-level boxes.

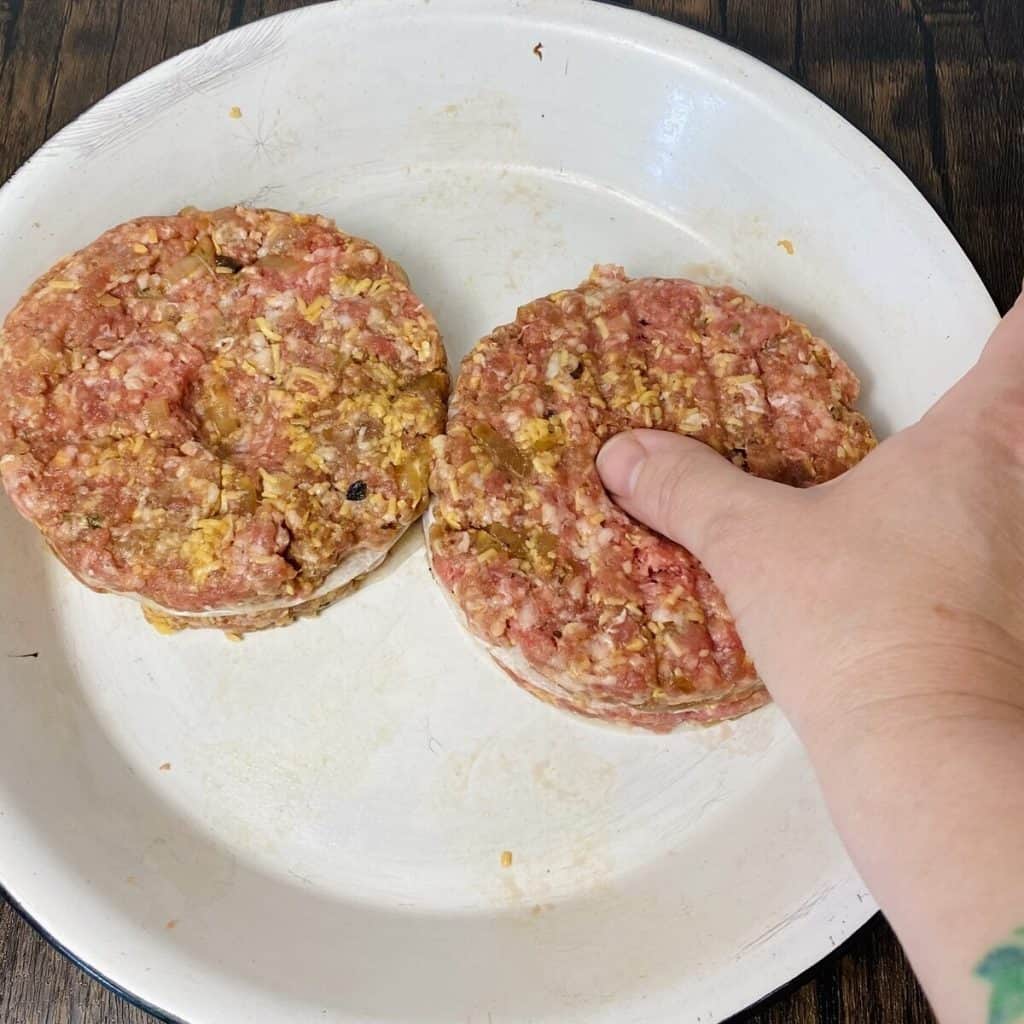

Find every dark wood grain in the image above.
[1,0,1020,1021]
[0,890,151,1024]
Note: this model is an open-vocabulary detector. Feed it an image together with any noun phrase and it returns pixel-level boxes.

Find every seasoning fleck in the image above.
[533,42,543,61]
[346,480,368,501]
[159,762,172,771]
[215,253,243,272]
[777,238,795,255]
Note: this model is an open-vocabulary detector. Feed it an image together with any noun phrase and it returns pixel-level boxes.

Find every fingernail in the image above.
[597,433,647,496]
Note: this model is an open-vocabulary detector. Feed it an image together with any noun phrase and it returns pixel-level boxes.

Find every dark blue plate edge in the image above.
[3,876,879,1023]
[1,884,184,1024]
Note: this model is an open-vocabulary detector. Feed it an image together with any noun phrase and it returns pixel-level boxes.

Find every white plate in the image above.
[0,2,997,1022]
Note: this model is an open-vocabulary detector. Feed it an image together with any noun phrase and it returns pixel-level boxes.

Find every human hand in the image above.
[596,291,1024,738]
[598,291,1024,1023]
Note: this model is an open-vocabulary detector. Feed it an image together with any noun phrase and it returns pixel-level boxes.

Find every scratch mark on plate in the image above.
[736,883,837,956]
[43,19,286,159]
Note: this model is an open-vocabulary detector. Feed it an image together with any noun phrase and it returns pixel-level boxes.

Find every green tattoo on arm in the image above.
[976,928,1024,1024]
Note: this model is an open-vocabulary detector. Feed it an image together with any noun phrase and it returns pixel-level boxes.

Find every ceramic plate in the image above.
[0,2,997,1022]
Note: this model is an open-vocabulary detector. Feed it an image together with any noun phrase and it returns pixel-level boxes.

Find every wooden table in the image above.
[0,1,1020,1021]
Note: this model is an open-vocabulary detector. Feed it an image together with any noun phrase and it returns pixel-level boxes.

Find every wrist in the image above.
[775,634,1024,750]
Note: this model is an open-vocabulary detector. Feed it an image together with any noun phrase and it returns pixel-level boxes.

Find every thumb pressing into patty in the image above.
[597,429,786,584]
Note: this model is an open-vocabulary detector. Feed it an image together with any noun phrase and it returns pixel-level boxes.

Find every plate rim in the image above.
[0,0,996,1021]
[0,0,999,331]
[0,885,182,1024]
[0,878,881,1024]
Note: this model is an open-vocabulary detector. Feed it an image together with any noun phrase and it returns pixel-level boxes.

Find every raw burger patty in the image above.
[0,206,447,632]
[428,265,876,732]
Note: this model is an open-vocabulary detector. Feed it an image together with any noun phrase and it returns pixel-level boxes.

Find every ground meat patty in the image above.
[0,206,447,632]
[428,265,876,732]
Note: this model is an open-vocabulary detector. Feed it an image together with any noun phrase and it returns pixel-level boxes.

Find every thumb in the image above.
[596,429,789,580]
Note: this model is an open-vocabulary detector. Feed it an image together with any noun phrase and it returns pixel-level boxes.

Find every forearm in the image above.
[794,676,1024,1024]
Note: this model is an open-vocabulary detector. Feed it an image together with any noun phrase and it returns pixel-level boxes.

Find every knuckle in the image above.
[653,461,692,527]
[646,455,697,528]
[643,450,748,551]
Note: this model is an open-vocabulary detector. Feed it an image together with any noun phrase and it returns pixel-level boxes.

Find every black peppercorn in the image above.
[215,253,243,272]
[346,480,368,501]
